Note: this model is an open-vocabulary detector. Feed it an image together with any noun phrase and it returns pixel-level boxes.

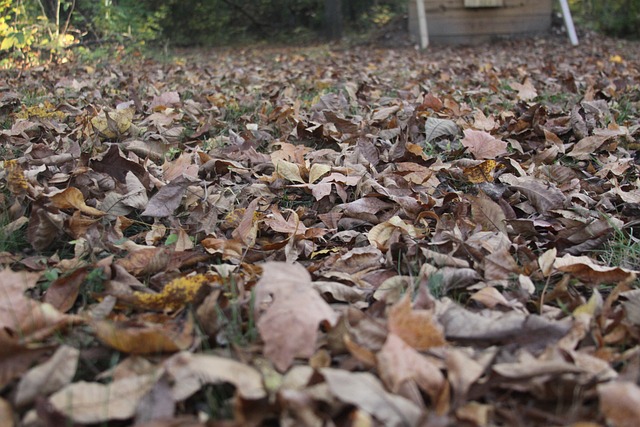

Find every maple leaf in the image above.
[510,78,538,101]
[254,262,339,371]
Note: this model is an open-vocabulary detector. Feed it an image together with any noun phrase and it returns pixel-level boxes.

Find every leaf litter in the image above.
[0,32,640,426]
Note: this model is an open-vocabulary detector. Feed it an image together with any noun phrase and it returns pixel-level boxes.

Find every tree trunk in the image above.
[324,0,343,40]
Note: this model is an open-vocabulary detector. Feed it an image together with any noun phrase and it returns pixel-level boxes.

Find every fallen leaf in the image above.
[50,187,105,216]
[164,351,267,400]
[424,117,458,143]
[15,345,79,406]
[554,254,638,284]
[377,333,448,412]
[468,191,508,235]
[255,262,339,371]
[598,381,640,427]
[388,295,446,351]
[463,159,497,183]
[141,175,194,218]
[321,367,423,427]
[511,78,538,101]
[461,129,508,159]
[92,313,194,354]
[48,373,159,424]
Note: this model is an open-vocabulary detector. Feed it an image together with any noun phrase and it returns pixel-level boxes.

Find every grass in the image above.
[597,226,640,272]
[0,204,29,254]
[215,274,258,347]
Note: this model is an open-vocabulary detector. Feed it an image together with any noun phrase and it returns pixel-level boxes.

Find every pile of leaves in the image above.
[0,31,640,426]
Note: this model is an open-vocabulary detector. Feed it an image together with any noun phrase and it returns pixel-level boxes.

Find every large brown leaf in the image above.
[254,262,339,371]
[321,367,423,427]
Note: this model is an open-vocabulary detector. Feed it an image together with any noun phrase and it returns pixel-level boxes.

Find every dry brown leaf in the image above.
[377,333,448,412]
[502,175,566,212]
[50,187,105,216]
[141,175,194,218]
[274,159,305,183]
[116,247,172,277]
[388,295,446,351]
[15,345,79,406]
[321,367,423,427]
[0,269,68,337]
[538,247,557,277]
[468,192,508,235]
[43,266,90,313]
[554,254,638,284]
[150,91,180,110]
[445,348,492,406]
[255,262,339,371]
[510,78,538,101]
[92,313,194,354]
[470,286,512,309]
[48,373,159,424]
[598,381,640,427]
[368,216,418,250]
[308,163,331,183]
[461,129,508,159]
[164,351,267,400]
[439,302,571,352]
[0,398,13,427]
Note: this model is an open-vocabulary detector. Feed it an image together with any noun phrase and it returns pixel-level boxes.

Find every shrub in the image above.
[571,0,640,39]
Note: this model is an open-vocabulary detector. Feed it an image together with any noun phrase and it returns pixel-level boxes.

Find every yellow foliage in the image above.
[3,159,28,194]
[132,274,210,312]
[14,101,66,121]
[463,159,497,183]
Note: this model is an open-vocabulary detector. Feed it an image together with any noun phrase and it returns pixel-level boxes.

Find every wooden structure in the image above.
[409,0,554,45]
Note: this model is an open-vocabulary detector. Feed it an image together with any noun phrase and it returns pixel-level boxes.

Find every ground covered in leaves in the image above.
[1,31,640,426]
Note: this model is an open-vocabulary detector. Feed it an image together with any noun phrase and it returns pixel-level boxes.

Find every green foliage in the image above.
[74,0,166,44]
[157,0,406,46]
[571,0,640,39]
[0,0,79,68]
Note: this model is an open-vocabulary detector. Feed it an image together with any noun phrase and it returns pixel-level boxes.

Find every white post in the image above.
[559,0,579,46]
[416,0,429,49]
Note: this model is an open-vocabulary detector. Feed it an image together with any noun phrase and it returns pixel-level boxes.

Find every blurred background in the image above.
[1,0,639,68]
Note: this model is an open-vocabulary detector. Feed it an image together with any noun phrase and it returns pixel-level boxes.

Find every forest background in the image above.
[1,0,640,68]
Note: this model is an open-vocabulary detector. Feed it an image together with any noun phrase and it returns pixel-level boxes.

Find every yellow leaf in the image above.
[274,159,305,183]
[463,159,497,183]
[3,159,28,194]
[573,290,602,317]
[610,54,623,64]
[131,274,210,312]
[91,108,133,138]
[368,216,418,250]
[309,163,331,183]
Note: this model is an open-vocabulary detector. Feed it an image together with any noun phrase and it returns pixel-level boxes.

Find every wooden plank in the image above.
[464,0,504,7]
[408,0,552,44]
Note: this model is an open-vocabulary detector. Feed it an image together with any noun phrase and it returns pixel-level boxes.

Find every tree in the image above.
[324,0,342,40]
